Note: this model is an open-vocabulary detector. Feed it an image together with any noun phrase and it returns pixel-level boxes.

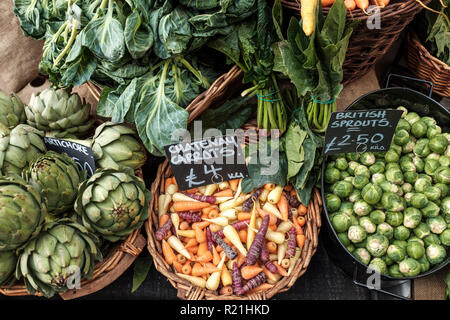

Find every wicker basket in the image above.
[0,97,147,300]
[280,0,430,85]
[406,31,450,98]
[144,67,323,300]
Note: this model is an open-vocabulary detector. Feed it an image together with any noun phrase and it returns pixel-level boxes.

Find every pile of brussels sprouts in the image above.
[324,107,450,277]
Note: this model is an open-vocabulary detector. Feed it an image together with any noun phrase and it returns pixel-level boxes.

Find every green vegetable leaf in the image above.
[131,255,153,293]
[286,123,307,179]
[125,9,154,60]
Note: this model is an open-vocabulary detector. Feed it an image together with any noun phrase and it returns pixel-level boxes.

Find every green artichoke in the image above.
[25,88,94,138]
[0,124,47,175]
[92,122,147,171]
[75,168,150,242]
[16,219,102,298]
[23,151,86,216]
[0,175,46,251]
[0,251,17,285]
[0,92,25,129]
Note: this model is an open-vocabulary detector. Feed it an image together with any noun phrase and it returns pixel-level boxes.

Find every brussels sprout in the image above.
[427,216,447,234]
[404,171,419,184]
[368,258,387,274]
[401,183,413,193]
[346,153,360,162]
[438,155,450,167]
[347,161,359,175]
[424,159,440,176]
[348,225,367,243]
[327,161,336,168]
[412,156,425,173]
[426,244,447,264]
[359,152,375,166]
[400,153,414,162]
[348,190,362,203]
[423,234,441,247]
[403,207,422,229]
[379,181,398,194]
[385,163,401,171]
[404,192,415,205]
[360,217,377,234]
[370,172,386,184]
[441,197,450,215]
[344,176,354,183]
[386,211,404,227]
[325,167,341,184]
[411,120,428,138]
[381,192,404,212]
[413,138,431,158]
[435,184,448,198]
[335,157,348,171]
[418,255,430,273]
[393,240,408,250]
[386,167,404,185]
[354,165,371,179]
[424,186,442,201]
[400,160,416,173]
[415,177,432,193]
[337,233,351,247]
[394,129,410,146]
[410,193,429,209]
[439,229,450,246]
[385,149,400,163]
[340,171,350,179]
[408,236,425,247]
[413,222,431,239]
[354,238,368,249]
[421,201,440,218]
[346,244,356,253]
[339,202,354,216]
[387,244,406,262]
[389,264,404,277]
[406,242,425,259]
[361,184,382,205]
[369,210,386,225]
[377,222,394,239]
[334,181,354,198]
[382,255,394,266]
[405,112,420,125]
[421,116,436,127]
[427,124,441,139]
[369,162,385,175]
[402,137,417,153]
[434,166,450,184]
[426,153,441,162]
[352,174,369,190]
[419,173,433,183]
[353,200,372,216]
[326,194,341,213]
[396,118,411,132]
[399,258,421,277]
[353,248,371,265]
[394,226,411,241]
[332,213,351,233]
[366,234,389,257]
[429,134,448,154]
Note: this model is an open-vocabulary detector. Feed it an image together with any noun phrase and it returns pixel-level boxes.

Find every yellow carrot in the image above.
[277,241,288,264]
[220,209,237,220]
[221,265,232,287]
[177,229,196,238]
[262,202,283,220]
[202,216,229,227]
[247,204,257,250]
[268,185,283,204]
[301,0,318,36]
[177,273,206,288]
[167,235,192,260]
[212,246,221,266]
[206,254,226,290]
[204,184,218,196]
[276,221,293,234]
[223,225,248,256]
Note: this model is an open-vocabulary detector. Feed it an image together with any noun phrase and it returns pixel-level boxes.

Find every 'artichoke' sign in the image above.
[43,137,96,177]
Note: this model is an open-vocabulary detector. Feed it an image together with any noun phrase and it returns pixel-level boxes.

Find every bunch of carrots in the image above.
[156,178,308,296]
[322,0,391,12]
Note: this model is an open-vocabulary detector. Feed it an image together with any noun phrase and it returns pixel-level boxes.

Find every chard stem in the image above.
[53,20,78,67]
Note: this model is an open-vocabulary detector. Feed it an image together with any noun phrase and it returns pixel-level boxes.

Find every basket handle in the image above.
[352,263,412,300]
[385,73,434,97]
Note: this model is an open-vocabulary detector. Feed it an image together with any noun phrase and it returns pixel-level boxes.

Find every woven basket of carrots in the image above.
[280,0,431,85]
[146,158,322,300]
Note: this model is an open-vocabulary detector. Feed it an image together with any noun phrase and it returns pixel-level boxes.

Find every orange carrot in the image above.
[179,221,190,231]
[256,207,277,226]
[321,0,335,6]
[297,216,306,227]
[262,265,279,283]
[182,262,192,275]
[273,262,288,276]
[208,209,219,219]
[241,265,264,280]
[185,187,198,194]
[187,246,199,254]
[296,234,306,249]
[345,0,356,10]
[269,224,277,231]
[197,242,208,256]
[292,216,303,235]
[196,251,213,263]
[266,241,277,254]
[164,177,174,192]
[298,204,307,216]
[371,0,389,7]
[264,183,275,191]
[284,185,293,192]
[192,221,210,230]
[229,179,240,192]
[173,201,210,212]
[176,253,187,264]
[162,239,176,265]
[278,194,289,222]
[194,227,207,243]
[247,283,274,294]
[202,206,215,215]
[355,0,369,12]
[213,189,233,197]
[238,229,247,243]
[212,246,221,266]
[216,244,223,253]
[173,260,183,273]
[220,286,233,295]
[192,263,219,276]
[159,214,169,228]
[184,238,198,249]
[238,212,252,221]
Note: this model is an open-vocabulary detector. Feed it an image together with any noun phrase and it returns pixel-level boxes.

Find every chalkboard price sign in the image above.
[44,137,96,177]
[323,109,403,155]
[165,135,249,191]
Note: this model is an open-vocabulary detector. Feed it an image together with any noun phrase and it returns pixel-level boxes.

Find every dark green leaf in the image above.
[125,9,154,59]
[131,255,153,293]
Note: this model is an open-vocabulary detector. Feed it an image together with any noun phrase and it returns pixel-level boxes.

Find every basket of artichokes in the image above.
[0,88,150,299]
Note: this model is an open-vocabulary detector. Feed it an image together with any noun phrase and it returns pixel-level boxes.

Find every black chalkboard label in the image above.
[44,137,96,177]
[323,109,403,155]
[164,135,249,191]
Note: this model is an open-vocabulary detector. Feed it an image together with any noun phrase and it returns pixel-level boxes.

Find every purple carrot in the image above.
[177,211,202,222]
[216,220,250,238]
[183,193,215,204]
[260,245,278,274]
[288,208,293,222]
[245,214,270,266]
[286,227,297,257]
[232,262,244,295]
[288,193,300,208]
[242,189,263,212]
[206,227,214,252]
[239,273,266,295]
[212,232,237,259]
[156,218,173,241]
